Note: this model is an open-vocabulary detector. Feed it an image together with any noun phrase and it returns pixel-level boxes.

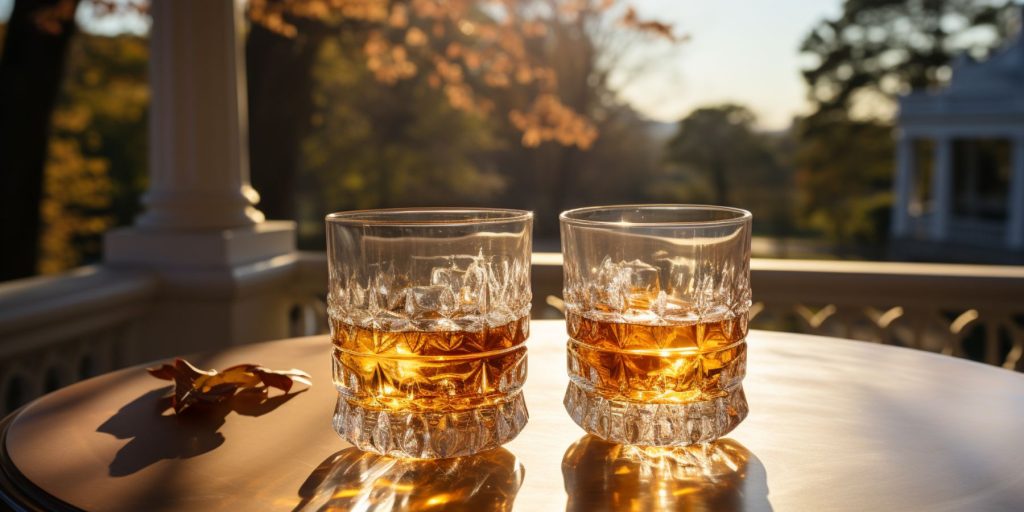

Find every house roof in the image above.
[899,21,1024,128]
[945,33,1024,98]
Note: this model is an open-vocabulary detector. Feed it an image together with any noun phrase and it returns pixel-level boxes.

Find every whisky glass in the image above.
[560,205,751,446]
[326,208,532,458]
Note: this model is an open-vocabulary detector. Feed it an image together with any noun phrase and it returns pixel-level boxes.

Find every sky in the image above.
[0,0,843,130]
[624,0,843,130]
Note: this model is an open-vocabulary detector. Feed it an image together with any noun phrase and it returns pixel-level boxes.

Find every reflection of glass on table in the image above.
[562,435,766,512]
[295,447,524,512]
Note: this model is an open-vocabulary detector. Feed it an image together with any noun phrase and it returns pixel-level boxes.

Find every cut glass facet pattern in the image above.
[560,206,752,446]
[329,251,532,458]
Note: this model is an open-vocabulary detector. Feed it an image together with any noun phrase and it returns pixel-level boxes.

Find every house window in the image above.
[952,139,1011,222]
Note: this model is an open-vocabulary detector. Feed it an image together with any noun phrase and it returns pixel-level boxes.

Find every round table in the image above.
[1,321,1023,511]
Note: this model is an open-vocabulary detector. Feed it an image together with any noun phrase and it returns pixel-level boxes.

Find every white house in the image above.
[891,23,1024,263]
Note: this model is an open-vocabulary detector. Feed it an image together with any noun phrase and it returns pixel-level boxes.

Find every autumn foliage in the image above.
[20,0,681,273]
[44,0,676,150]
[248,0,675,149]
[247,0,675,148]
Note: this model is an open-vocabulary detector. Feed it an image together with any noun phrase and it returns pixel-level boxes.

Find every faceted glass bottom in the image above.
[563,381,747,446]
[333,391,529,459]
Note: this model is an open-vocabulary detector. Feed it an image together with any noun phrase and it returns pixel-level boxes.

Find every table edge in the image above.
[0,410,81,512]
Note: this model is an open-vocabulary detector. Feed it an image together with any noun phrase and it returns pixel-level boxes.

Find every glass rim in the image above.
[325,207,533,227]
[559,204,751,228]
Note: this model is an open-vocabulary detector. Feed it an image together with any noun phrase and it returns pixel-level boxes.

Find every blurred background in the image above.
[0,0,1022,414]
[2,0,1021,282]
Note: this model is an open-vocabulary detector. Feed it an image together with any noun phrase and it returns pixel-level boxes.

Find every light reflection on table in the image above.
[294,447,523,512]
[562,435,768,512]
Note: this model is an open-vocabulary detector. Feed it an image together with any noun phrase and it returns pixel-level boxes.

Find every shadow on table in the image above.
[562,435,772,512]
[96,386,304,477]
[294,446,524,511]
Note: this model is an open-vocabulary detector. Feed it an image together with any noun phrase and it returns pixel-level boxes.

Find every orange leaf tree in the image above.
[246,0,677,149]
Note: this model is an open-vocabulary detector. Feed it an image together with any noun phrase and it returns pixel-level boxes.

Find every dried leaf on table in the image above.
[147,358,312,414]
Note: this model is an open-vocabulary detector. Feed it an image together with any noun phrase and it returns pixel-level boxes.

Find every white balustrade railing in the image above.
[291,252,1024,371]
[748,259,1024,370]
[0,267,158,415]
[290,253,331,337]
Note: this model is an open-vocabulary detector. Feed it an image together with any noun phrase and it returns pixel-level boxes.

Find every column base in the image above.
[104,221,294,268]
[102,221,299,361]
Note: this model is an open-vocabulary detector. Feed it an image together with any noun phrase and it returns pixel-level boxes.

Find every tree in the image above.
[243,0,676,223]
[294,3,677,244]
[658,104,796,238]
[801,0,1017,115]
[242,0,588,222]
[794,116,894,250]
[296,30,504,247]
[483,2,683,238]
[247,17,333,221]
[39,32,148,273]
[663,104,778,206]
[0,0,82,280]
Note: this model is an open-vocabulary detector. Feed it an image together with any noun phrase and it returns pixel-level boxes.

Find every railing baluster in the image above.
[1002,317,1024,371]
[984,318,1000,367]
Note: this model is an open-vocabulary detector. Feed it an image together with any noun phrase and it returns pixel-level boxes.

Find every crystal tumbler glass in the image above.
[560,205,751,446]
[326,208,532,458]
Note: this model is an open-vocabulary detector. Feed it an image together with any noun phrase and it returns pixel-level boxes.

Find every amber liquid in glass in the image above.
[564,297,748,446]
[566,312,746,404]
[331,315,529,411]
[330,315,530,457]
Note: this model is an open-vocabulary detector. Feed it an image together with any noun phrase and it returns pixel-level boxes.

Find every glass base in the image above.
[563,381,747,446]
[333,392,529,459]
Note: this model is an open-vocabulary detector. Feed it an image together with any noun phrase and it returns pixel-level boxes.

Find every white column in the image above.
[138,0,263,229]
[1008,133,1024,249]
[104,0,297,357]
[930,135,953,241]
[891,134,915,237]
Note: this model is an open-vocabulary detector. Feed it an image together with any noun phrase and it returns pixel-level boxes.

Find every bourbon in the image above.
[563,309,748,446]
[566,311,746,403]
[331,315,530,458]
